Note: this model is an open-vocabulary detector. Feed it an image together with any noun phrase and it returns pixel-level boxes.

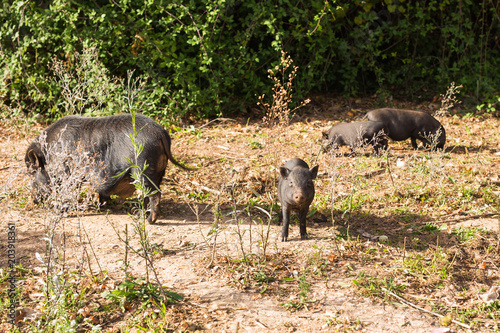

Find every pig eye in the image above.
[289,181,293,187]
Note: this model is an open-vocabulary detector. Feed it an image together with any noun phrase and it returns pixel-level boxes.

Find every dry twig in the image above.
[382,287,471,329]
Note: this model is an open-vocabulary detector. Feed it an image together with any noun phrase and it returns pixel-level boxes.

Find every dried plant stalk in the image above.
[258,50,310,127]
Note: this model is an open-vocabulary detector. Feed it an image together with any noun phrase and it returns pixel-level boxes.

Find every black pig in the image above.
[365,108,446,149]
[322,121,388,155]
[277,158,319,242]
[25,114,190,223]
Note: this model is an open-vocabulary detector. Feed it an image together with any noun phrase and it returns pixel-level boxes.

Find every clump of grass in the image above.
[453,226,484,243]
[102,277,183,313]
[353,273,405,299]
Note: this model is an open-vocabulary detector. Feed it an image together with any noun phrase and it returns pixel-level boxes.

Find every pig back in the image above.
[366,108,441,141]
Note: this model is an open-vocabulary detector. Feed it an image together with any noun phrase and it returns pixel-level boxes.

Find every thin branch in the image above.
[382,287,471,329]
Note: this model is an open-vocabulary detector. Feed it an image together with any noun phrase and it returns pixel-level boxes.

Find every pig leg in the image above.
[420,137,431,148]
[380,138,388,151]
[411,137,419,150]
[143,171,164,224]
[98,193,111,206]
[147,191,161,224]
[348,147,356,157]
[277,210,283,225]
[281,206,291,242]
[373,138,388,156]
[298,209,308,240]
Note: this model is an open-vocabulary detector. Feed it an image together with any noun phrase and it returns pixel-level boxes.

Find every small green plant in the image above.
[458,186,477,202]
[248,139,263,149]
[187,125,203,138]
[422,222,442,233]
[102,278,183,312]
[282,270,316,311]
[336,190,370,217]
[312,192,332,212]
[393,205,419,223]
[15,195,29,209]
[453,226,483,243]
[353,273,405,298]
[306,245,328,275]
[252,270,276,284]
[188,191,210,202]
[400,247,451,285]
[476,96,500,114]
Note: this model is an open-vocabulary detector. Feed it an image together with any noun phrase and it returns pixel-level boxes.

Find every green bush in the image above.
[0,0,498,120]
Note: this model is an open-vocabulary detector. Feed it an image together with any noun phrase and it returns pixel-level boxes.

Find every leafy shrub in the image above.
[0,0,498,119]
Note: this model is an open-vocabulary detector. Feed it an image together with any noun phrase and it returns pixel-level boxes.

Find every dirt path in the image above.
[3,205,446,332]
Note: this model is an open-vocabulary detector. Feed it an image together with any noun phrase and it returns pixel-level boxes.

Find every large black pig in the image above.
[277,158,318,242]
[322,121,388,155]
[365,108,446,150]
[25,114,189,223]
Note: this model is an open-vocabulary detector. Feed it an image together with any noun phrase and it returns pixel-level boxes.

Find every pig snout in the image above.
[293,191,306,204]
[294,193,304,202]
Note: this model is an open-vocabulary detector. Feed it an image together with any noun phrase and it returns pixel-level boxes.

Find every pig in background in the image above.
[364,108,446,150]
[277,158,319,242]
[322,121,389,155]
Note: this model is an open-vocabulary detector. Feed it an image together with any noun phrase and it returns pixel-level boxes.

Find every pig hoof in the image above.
[281,237,288,242]
[301,234,308,240]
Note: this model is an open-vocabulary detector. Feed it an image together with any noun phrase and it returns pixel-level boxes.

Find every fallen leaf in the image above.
[327,254,337,262]
[478,286,500,304]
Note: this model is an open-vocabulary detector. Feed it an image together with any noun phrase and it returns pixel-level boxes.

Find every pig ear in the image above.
[27,150,40,169]
[310,165,319,179]
[279,167,290,179]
